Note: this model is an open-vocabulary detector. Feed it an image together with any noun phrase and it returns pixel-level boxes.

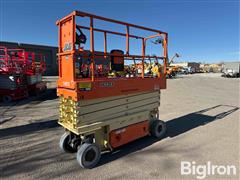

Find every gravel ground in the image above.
[0,74,239,180]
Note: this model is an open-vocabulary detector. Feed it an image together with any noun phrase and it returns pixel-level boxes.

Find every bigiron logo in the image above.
[180,161,237,179]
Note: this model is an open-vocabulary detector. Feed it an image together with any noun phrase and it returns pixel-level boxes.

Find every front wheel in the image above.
[150,120,166,139]
[76,143,101,169]
[59,132,77,153]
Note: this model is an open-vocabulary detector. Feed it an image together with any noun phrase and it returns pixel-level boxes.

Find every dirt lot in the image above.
[0,74,239,180]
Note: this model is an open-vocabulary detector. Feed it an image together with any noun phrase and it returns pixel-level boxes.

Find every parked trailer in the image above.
[56,11,168,168]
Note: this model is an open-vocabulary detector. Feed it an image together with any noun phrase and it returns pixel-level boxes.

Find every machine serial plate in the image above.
[100,82,113,87]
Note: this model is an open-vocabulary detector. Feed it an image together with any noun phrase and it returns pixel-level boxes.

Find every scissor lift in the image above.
[56,11,168,168]
[21,51,47,95]
[0,46,28,102]
[0,47,47,102]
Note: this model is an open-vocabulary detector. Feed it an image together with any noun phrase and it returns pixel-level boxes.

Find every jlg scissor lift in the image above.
[56,11,168,168]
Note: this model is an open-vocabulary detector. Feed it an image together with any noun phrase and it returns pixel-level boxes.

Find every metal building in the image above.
[0,41,58,76]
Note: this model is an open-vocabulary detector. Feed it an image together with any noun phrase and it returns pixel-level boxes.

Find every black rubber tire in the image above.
[59,132,76,153]
[3,95,12,103]
[150,120,166,139]
[76,143,101,169]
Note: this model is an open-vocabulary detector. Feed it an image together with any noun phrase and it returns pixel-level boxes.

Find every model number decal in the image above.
[100,82,113,87]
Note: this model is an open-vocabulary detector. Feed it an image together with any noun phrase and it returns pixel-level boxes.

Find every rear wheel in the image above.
[76,143,101,169]
[150,120,166,139]
[59,132,77,153]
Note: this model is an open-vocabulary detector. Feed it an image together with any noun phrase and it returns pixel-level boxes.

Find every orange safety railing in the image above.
[56,10,168,82]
